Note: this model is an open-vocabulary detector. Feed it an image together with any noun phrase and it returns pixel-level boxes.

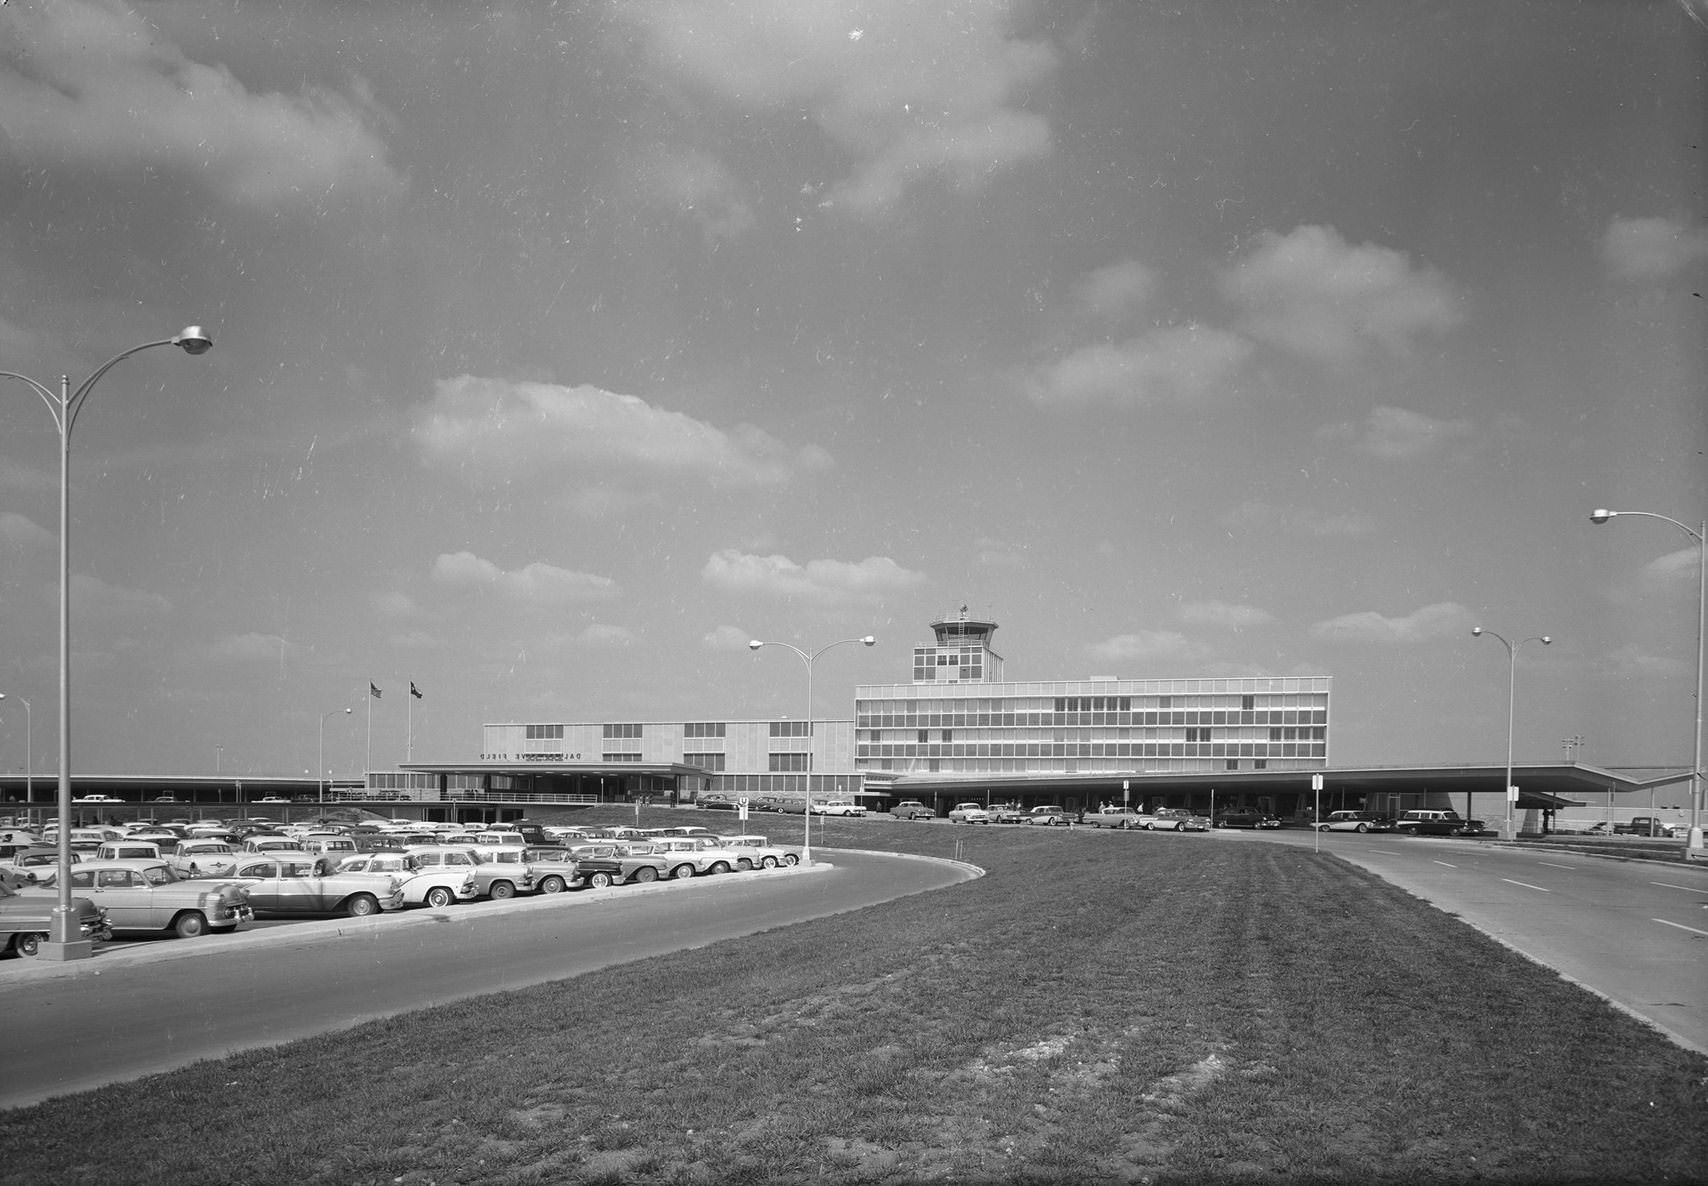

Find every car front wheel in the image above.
[782,853,800,867]
[633,866,659,883]
[1317,824,1330,832]
[489,881,516,900]
[588,871,614,889]
[424,886,454,908]
[1356,823,1369,833]
[708,861,731,875]
[174,911,209,938]
[671,864,695,880]
[760,855,779,869]
[537,875,567,894]
[344,895,380,918]
[12,932,45,958]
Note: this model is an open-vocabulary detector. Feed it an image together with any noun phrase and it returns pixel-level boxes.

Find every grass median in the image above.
[2,820,1704,1184]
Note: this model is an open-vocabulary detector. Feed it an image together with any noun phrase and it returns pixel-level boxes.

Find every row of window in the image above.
[525,724,566,740]
[768,721,812,737]
[858,710,1327,729]
[858,742,1326,760]
[602,752,642,762]
[859,691,1329,714]
[684,722,727,738]
[768,754,809,772]
[602,723,643,739]
[684,753,726,771]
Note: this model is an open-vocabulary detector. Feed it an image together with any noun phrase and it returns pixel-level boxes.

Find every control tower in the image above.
[912,606,1004,684]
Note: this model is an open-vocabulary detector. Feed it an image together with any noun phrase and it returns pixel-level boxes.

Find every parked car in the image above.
[1317,811,1390,833]
[54,860,253,937]
[890,800,935,820]
[93,840,165,862]
[169,839,241,878]
[1394,809,1485,837]
[715,834,802,869]
[810,800,867,816]
[227,856,404,917]
[1027,806,1073,826]
[334,852,478,908]
[948,803,992,824]
[1218,810,1282,829]
[0,880,110,958]
[986,804,1029,824]
[1138,808,1210,832]
[404,846,533,899]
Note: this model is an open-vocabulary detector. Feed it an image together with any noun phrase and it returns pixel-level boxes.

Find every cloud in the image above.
[1315,405,1474,460]
[618,0,1056,216]
[1027,324,1253,406]
[70,572,172,620]
[1178,601,1274,629]
[1087,630,1196,665]
[1307,601,1474,644]
[1220,500,1376,538]
[702,624,755,651]
[1600,215,1708,282]
[413,376,831,491]
[1075,259,1159,323]
[0,512,54,551]
[975,537,1028,568]
[1220,225,1462,362]
[701,549,925,604]
[0,0,405,209]
[632,144,756,242]
[431,551,619,607]
[206,632,291,664]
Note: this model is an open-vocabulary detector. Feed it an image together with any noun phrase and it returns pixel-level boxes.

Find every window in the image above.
[768,753,809,772]
[525,724,565,740]
[684,722,726,739]
[602,723,643,739]
[684,753,726,771]
[768,720,812,737]
[601,752,642,763]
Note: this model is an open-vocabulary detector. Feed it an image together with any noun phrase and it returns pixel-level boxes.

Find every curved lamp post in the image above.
[1,328,213,959]
[0,694,29,811]
[748,635,876,864]
[1471,626,1551,840]
[320,707,352,813]
[1590,508,1705,856]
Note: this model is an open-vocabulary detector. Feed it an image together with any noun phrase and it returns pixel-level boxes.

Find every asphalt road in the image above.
[1201,826,1708,1055]
[0,850,975,1111]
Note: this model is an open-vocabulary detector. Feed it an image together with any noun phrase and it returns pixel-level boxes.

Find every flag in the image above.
[370,682,382,700]
[410,682,423,700]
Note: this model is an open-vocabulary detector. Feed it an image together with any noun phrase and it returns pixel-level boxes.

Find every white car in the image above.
[948,803,992,824]
[715,834,802,869]
[169,839,241,879]
[809,800,867,816]
[335,852,478,908]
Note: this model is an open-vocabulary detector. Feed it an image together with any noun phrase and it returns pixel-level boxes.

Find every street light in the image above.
[320,708,352,812]
[1590,508,1706,857]
[748,635,876,864]
[1,327,213,960]
[0,694,30,812]
[1471,627,1552,840]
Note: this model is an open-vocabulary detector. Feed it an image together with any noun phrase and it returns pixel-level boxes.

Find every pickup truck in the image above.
[1081,807,1142,829]
[0,880,111,957]
[1612,817,1680,837]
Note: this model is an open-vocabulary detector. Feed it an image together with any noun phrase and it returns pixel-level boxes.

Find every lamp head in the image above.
[748,640,763,651]
[1540,636,1552,645]
[1471,626,1483,637]
[173,326,214,356]
[1589,509,1613,524]
[861,635,876,647]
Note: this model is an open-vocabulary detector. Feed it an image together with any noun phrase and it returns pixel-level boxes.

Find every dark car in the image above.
[1217,810,1281,829]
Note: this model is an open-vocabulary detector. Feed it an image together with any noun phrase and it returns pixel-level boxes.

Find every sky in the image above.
[0,0,1704,785]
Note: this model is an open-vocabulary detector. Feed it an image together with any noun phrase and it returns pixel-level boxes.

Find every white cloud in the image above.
[618,0,1056,217]
[70,572,171,620]
[632,144,756,242]
[1076,259,1159,323]
[1308,601,1474,644]
[702,624,755,651]
[1600,215,1708,282]
[413,376,831,490]
[0,0,405,209]
[1027,324,1253,406]
[0,512,54,550]
[975,537,1028,568]
[430,552,619,607]
[207,632,290,664]
[1315,405,1474,460]
[1220,225,1462,362]
[1179,601,1274,629]
[1087,630,1195,665]
[701,548,925,604]
[371,591,425,621]
[1220,500,1376,538]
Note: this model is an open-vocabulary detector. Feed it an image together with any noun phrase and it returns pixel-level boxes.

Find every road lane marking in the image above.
[1650,881,1704,893]
[1536,861,1577,870]
[1501,879,1550,892]
[1369,849,1404,855]
[1432,860,1457,868]
[1653,918,1708,938]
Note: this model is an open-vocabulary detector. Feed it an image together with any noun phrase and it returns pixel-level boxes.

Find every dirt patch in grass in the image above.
[1,828,1704,1184]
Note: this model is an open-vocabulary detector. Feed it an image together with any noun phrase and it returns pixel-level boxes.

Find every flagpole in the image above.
[407,692,413,763]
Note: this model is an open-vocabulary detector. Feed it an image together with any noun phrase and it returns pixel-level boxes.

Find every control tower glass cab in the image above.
[912,607,1004,684]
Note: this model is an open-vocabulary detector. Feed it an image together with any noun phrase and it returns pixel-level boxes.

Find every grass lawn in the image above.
[1,819,1704,1185]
